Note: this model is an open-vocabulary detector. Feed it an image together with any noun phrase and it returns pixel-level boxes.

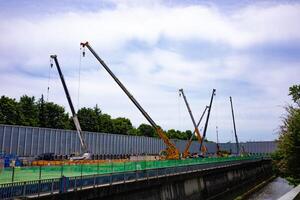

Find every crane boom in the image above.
[50,55,89,154]
[179,89,207,156]
[182,105,208,157]
[200,89,216,152]
[230,96,240,155]
[80,42,179,159]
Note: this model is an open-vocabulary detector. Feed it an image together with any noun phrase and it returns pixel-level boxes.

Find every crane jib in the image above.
[200,89,216,151]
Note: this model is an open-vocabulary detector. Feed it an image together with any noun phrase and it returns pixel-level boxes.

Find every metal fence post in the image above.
[80,164,83,190]
[135,161,138,181]
[123,162,125,183]
[51,179,54,194]
[39,166,42,180]
[11,167,15,183]
[38,166,42,197]
[110,161,113,185]
[61,165,63,177]
[23,182,27,197]
[93,173,96,188]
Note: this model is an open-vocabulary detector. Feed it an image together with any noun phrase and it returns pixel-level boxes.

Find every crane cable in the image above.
[178,89,182,132]
[47,57,53,102]
[77,47,83,111]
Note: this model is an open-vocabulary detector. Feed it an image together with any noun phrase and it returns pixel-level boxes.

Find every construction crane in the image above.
[179,89,208,158]
[200,89,216,152]
[50,55,91,160]
[230,96,240,155]
[80,42,180,160]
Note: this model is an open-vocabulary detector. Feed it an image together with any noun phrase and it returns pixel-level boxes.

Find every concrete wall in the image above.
[40,159,273,200]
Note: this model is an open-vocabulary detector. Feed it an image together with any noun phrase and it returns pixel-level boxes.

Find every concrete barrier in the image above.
[278,185,300,200]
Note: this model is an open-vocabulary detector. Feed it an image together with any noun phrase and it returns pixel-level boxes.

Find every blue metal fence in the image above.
[0,124,277,157]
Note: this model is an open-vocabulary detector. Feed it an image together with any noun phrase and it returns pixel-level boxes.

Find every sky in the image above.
[0,0,299,142]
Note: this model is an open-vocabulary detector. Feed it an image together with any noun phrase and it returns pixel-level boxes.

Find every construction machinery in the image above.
[200,89,216,152]
[215,126,230,157]
[80,42,180,160]
[230,96,240,155]
[179,89,208,158]
[50,55,91,160]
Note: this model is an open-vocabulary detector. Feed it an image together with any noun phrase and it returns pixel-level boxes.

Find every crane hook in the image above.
[50,58,53,68]
[82,47,85,57]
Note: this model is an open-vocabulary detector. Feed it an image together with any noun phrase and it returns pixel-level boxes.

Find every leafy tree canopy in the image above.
[112,117,133,135]
[273,84,300,185]
[138,123,155,137]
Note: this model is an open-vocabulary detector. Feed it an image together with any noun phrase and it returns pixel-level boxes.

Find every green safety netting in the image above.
[0,156,263,184]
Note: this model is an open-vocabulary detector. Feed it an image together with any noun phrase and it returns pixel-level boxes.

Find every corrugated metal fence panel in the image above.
[0,124,278,156]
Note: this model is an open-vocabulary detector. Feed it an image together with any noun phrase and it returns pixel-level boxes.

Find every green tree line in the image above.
[0,94,193,140]
[272,84,300,185]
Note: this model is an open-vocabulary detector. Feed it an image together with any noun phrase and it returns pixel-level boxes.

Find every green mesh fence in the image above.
[0,156,263,184]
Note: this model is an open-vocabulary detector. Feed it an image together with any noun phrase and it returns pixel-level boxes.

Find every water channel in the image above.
[246,177,294,200]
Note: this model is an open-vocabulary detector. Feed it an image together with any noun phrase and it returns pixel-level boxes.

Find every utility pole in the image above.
[230,96,240,155]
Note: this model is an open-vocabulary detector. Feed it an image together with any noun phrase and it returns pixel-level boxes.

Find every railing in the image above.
[0,156,265,184]
[0,156,268,199]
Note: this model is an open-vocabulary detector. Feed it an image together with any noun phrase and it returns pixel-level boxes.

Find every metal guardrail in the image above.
[0,157,267,199]
[0,156,267,184]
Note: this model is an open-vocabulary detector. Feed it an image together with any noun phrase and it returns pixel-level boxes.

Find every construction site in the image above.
[0,42,277,197]
[1,1,300,199]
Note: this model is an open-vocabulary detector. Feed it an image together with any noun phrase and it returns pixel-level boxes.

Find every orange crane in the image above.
[179,89,208,158]
[80,42,180,160]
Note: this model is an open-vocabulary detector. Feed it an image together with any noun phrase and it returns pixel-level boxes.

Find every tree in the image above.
[273,85,300,185]
[99,113,114,133]
[18,95,38,126]
[289,85,300,106]
[137,124,155,137]
[184,130,192,140]
[77,107,100,132]
[37,95,46,127]
[128,128,142,136]
[43,102,70,129]
[166,129,178,139]
[0,96,19,125]
[112,117,133,135]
